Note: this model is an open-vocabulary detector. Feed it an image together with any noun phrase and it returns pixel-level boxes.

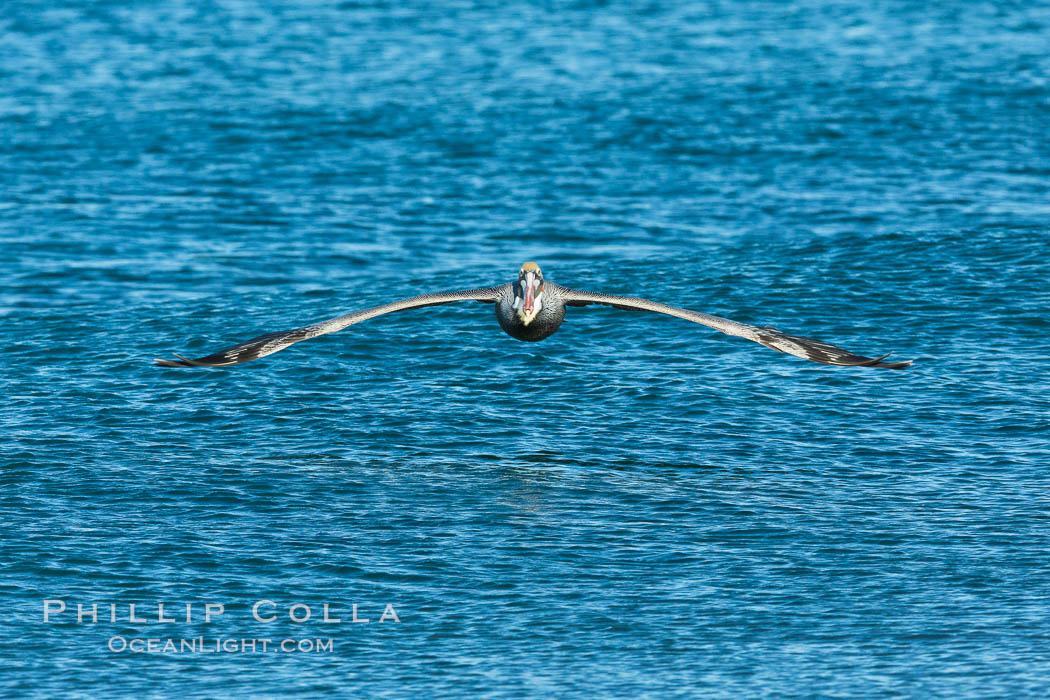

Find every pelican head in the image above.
[514,262,544,325]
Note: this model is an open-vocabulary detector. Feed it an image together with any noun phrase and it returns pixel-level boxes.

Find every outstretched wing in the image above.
[552,283,912,369]
[155,286,506,368]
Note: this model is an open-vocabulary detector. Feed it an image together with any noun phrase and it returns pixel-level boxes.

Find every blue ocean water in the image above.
[2,0,1050,696]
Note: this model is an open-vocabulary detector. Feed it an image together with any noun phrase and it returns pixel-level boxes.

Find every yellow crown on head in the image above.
[520,262,541,273]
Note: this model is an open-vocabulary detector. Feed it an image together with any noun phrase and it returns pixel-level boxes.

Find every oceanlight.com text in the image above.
[107,636,334,654]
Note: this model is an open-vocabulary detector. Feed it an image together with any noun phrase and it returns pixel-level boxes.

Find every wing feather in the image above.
[155,285,506,368]
[552,283,912,369]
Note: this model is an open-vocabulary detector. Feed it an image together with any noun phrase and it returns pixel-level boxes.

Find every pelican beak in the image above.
[522,271,537,315]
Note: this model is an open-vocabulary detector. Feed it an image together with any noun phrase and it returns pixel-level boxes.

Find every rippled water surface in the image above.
[3,1,1050,697]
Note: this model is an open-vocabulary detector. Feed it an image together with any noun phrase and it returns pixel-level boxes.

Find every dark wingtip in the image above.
[854,352,913,370]
[154,356,189,368]
[154,354,207,368]
[154,352,239,368]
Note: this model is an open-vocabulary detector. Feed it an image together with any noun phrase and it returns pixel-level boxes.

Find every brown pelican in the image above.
[155,262,912,369]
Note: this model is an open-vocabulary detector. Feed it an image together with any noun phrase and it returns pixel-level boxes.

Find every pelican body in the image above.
[496,262,564,342]
[156,262,912,369]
